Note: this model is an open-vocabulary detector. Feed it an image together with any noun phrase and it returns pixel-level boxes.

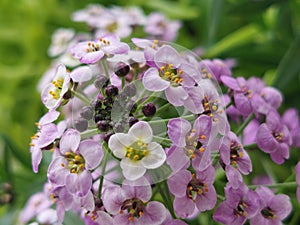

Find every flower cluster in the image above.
[20,4,300,225]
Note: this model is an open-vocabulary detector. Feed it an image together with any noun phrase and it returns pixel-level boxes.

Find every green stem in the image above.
[217,194,225,201]
[72,90,91,105]
[80,128,99,139]
[248,181,297,189]
[243,143,258,150]
[122,77,126,89]
[97,142,109,199]
[235,113,255,136]
[225,101,232,109]
[152,136,172,147]
[155,103,172,115]
[101,59,110,78]
[156,182,176,219]
[147,114,195,125]
[136,92,158,112]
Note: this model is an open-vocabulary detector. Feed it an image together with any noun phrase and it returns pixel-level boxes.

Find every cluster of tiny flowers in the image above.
[20,4,300,225]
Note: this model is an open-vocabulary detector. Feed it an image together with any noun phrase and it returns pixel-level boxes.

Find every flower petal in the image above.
[165,86,188,106]
[79,140,102,170]
[143,68,169,91]
[142,142,166,169]
[59,129,81,154]
[108,133,134,158]
[167,118,191,147]
[154,45,181,68]
[128,121,153,143]
[120,158,146,181]
[70,66,93,82]
[140,201,167,225]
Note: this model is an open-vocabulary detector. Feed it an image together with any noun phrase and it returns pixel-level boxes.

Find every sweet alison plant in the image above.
[19,4,300,225]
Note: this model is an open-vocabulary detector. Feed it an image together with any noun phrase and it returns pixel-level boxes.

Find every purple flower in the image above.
[41,64,71,110]
[167,115,213,172]
[48,129,102,196]
[103,177,167,225]
[250,186,292,225]
[282,108,300,147]
[199,59,232,82]
[168,166,216,218]
[144,12,181,41]
[243,119,260,145]
[108,121,166,181]
[70,34,129,64]
[30,110,62,173]
[142,45,203,113]
[296,161,300,202]
[256,110,292,164]
[213,184,260,225]
[220,131,252,175]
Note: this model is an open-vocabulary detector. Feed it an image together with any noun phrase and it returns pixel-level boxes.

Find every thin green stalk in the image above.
[152,136,172,147]
[243,143,258,150]
[122,77,125,89]
[136,92,158,112]
[147,114,195,125]
[248,181,297,189]
[97,142,109,199]
[225,101,232,109]
[156,181,176,219]
[80,128,99,139]
[155,103,171,115]
[72,90,91,105]
[235,113,255,136]
[101,59,110,78]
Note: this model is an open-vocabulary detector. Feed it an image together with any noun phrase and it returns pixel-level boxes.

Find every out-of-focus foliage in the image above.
[0,0,299,224]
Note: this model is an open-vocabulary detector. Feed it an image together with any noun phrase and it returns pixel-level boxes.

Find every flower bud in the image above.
[114,62,130,77]
[74,118,88,132]
[97,120,111,132]
[105,85,119,97]
[80,106,94,120]
[94,75,109,89]
[142,103,156,117]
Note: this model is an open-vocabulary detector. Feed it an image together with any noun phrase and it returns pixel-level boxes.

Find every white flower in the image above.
[108,121,166,180]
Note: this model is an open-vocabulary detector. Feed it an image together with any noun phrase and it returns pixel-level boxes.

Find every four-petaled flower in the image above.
[108,121,166,181]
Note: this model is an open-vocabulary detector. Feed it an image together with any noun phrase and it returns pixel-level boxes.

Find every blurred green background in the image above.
[0,0,300,224]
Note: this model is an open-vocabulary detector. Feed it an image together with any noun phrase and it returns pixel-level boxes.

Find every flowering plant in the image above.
[14,3,300,225]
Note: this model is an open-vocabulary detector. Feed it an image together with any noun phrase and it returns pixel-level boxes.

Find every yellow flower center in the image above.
[125,140,149,161]
[61,151,85,174]
[159,64,183,87]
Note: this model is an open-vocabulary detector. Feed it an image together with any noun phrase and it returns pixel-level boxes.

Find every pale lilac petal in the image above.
[70,66,93,82]
[220,76,241,90]
[47,157,69,186]
[108,133,134,158]
[66,170,92,197]
[225,165,243,189]
[140,201,167,225]
[80,51,105,64]
[183,86,204,114]
[234,92,252,116]
[79,140,102,170]
[120,158,146,181]
[94,211,113,225]
[155,45,181,68]
[32,147,42,173]
[103,186,126,214]
[143,68,169,91]
[174,197,195,218]
[128,121,153,143]
[165,86,188,106]
[166,145,190,173]
[114,214,138,225]
[167,118,191,147]
[59,129,81,154]
[261,87,282,109]
[81,190,95,212]
[122,177,152,201]
[256,124,278,153]
[195,186,217,211]
[142,142,166,169]
[270,194,292,219]
[39,110,60,125]
[38,123,58,148]
[168,170,191,197]
[270,143,289,164]
[193,115,212,139]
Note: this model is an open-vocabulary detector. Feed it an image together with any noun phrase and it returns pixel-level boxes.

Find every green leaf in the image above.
[273,35,300,89]
[0,133,32,171]
[144,0,199,19]
[204,24,260,57]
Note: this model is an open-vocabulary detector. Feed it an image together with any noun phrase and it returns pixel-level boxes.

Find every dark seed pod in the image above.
[128,117,139,127]
[74,118,88,132]
[114,62,130,77]
[94,75,109,89]
[104,131,114,143]
[105,85,119,97]
[142,103,156,117]
[80,106,94,120]
[97,120,111,132]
